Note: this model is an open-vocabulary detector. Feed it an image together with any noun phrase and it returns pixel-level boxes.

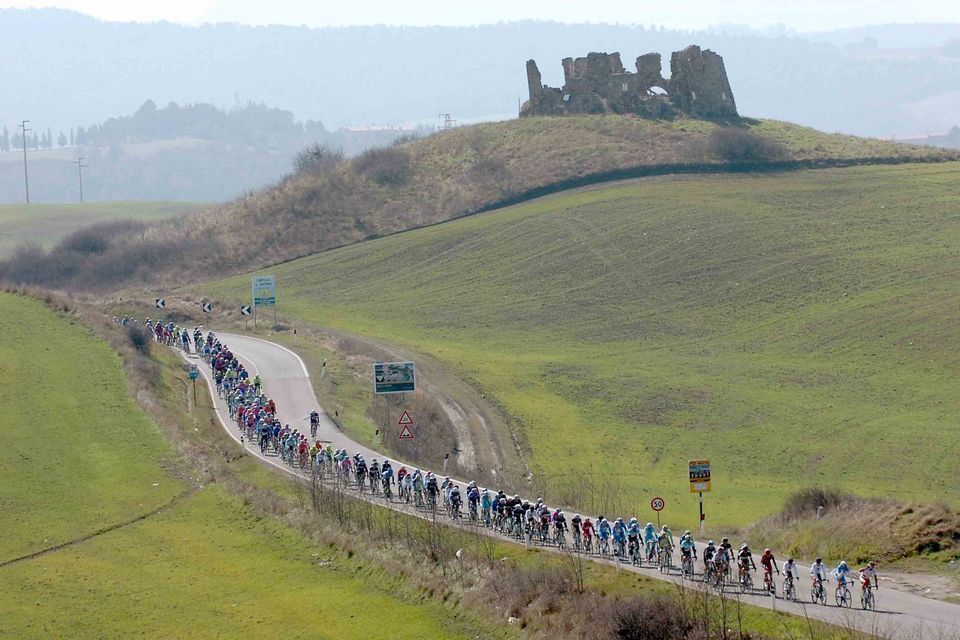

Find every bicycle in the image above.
[763,569,778,595]
[645,540,658,564]
[681,551,696,578]
[810,579,827,605]
[738,566,754,593]
[598,537,610,557]
[628,539,641,566]
[835,582,852,608]
[614,538,626,559]
[783,575,797,601]
[659,547,673,574]
[583,534,594,554]
[555,528,566,549]
[860,584,876,611]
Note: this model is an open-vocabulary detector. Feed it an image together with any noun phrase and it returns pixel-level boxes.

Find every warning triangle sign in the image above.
[399,425,415,440]
[397,410,414,426]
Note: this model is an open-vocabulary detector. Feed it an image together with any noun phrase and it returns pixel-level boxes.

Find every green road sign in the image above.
[252,275,276,307]
[373,361,416,394]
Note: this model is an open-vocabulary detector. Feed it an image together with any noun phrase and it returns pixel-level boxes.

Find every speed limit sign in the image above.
[651,497,665,512]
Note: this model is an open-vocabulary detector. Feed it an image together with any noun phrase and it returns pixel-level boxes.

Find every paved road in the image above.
[191,332,960,638]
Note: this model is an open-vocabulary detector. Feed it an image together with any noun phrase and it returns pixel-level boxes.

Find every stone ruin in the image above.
[521,46,738,120]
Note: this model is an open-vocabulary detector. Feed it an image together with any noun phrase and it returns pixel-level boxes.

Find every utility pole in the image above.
[74,157,86,203]
[18,120,31,204]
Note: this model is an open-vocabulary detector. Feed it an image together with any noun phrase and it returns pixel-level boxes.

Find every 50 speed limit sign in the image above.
[650,497,665,512]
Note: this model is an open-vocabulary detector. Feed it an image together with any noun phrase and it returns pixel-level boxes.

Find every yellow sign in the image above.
[689,459,711,493]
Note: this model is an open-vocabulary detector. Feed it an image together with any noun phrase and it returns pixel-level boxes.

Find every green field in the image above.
[0,293,497,639]
[207,162,960,529]
[0,201,205,258]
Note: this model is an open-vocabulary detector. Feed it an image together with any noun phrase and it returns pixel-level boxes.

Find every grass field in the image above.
[0,201,205,258]
[207,162,960,530]
[0,293,501,639]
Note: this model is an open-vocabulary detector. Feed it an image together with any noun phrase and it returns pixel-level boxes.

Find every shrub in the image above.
[354,146,412,187]
[781,486,852,520]
[293,143,344,174]
[126,324,152,355]
[708,128,789,163]
[610,595,695,640]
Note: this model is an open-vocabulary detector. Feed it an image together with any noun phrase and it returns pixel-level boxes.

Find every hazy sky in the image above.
[4,0,960,31]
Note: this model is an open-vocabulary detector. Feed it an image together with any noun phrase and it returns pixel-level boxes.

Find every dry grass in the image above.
[746,487,960,566]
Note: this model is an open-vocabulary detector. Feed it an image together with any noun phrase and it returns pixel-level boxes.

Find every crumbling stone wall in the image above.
[521,46,738,120]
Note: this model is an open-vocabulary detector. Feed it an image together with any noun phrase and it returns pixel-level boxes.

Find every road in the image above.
[191,332,960,638]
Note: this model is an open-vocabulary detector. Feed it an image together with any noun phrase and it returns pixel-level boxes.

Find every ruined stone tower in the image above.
[521,46,738,120]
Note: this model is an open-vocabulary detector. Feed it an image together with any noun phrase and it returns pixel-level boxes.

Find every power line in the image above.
[18,120,31,204]
[74,157,87,204]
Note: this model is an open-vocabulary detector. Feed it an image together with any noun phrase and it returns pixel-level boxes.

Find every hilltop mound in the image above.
[1,115,954,290]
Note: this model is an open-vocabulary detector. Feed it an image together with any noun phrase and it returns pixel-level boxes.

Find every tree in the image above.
[0,126,9,152]
[58,131,67,147]
[44,127,53,149]
[70,128,74,146]
[30,132,40,149]
[75,125,87,146]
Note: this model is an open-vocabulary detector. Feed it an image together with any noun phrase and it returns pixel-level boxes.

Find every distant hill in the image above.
[0,100,425,203]
[4,9,960,139]
[1,114,954,291]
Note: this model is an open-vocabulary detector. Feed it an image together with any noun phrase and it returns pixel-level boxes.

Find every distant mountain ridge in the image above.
[4,8,960,139]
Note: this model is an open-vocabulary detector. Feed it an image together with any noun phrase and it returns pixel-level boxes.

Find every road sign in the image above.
[373,361,416,394]
[689,459,712,493]
[252,275,276,307]
[201,302,212,313]
[155,298,165,309]
[397,410,414,426]
[240,305,252,316]
[188,364,199,380]
[651,497,665,512]
[399,425,415,439]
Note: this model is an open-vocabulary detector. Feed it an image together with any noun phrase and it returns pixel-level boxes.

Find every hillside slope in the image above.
[2,115,954,291]
[207,162,960,528]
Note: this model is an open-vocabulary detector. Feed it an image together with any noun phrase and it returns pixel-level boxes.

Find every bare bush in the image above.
[708,128,789,163]
[293,143,344,174]
[126,324,152,355]
[354,146,413,186]
[781,486,853,521]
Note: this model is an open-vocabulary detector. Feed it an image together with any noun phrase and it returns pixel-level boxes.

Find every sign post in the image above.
[397,409,415,439]
[689,459,711,534]
[188,364,199,404]
[251,275,277,328]
[651,496,665,528]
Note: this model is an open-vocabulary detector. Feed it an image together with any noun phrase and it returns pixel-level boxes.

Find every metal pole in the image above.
[75,157,86,203]
[699,492,705,535]
[193,378,197,404]
[19,120,31,204]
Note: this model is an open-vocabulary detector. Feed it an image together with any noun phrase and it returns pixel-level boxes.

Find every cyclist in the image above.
[449,484,462,518]
[626,518,642,563]
[738,544,756,583]
[425,472,439,507]
[759,548,779,591]
[643,522,657,561]
[833,561,851,599]
[480,488,492,526]
[612,518,627,557]
[309,410,320,437]
[401,471,414,503]
[581,517,595,551]
[679,532,697,572]
[597,516,612,553]
[660,525,675,551]
[783,557,800,596]
[811,557,828,591]
[703,540,717,576]
[713,543,731,582]
[381,460,394,497]
[571,514,582,546]
[859,561,878,594]
[554,510,567,545]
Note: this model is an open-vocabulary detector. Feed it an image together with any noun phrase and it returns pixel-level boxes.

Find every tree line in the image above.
[0,100,330,153]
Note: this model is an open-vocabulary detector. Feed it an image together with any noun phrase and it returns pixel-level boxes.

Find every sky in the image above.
[3,0,960,31]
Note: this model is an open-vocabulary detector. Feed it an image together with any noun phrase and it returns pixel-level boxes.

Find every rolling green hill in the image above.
[0,293,497,639]
[4,115,955,291]
[0,201,204,258]
[207,162,960,529]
